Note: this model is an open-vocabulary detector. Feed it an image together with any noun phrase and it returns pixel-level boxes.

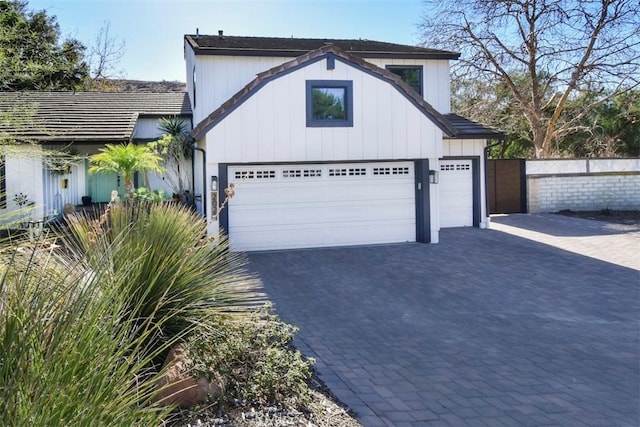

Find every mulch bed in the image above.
[171,374,362,427]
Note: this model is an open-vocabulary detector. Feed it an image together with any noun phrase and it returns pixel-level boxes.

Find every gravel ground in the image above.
[171,382,362,427]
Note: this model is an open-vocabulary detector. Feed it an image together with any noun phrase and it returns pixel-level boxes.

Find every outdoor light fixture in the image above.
[211,176,218,191]
[428,170,439,184]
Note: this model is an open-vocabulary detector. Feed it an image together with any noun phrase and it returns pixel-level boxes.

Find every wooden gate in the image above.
[487,159,527,214]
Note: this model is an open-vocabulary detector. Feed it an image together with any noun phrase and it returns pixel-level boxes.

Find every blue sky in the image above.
[27,0,426,82]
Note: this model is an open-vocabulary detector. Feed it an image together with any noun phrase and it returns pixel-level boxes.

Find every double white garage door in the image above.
[228,162,416,251]
[227,160,474,251]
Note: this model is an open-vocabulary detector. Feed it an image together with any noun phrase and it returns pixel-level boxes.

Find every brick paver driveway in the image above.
[247,214,639,426]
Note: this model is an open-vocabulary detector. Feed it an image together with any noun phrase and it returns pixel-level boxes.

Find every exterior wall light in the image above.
[428,170,439,184]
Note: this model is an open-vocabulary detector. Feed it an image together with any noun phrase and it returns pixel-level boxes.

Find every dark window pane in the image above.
[388,66,422,95]
[312,87,346,120]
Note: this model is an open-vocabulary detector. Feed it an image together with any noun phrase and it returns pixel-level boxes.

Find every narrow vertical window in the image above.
[192,66,197,108]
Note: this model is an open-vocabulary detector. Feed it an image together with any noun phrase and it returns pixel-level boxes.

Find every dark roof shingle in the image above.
[444,114,504,139]
[186,34,460,60]
[0,92,191,142]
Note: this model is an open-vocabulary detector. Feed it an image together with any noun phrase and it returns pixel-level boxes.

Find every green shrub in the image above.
[65,201,262,360]
[186,305,315,407]
[0,236,173,425]
[1,201,263,424]
[133,186,169,203]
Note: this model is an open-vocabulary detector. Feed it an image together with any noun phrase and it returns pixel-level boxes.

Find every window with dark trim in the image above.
[306,80,353,127]
[192,66,197,108]
[386,65,423,95]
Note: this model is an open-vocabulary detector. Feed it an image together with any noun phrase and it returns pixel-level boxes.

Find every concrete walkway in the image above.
[490,214,640,270]
[247,214,639,426]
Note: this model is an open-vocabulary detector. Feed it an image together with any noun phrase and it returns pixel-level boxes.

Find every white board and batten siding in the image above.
[205,58,443,165]
[189,54,291,125]
[2,146,45,223]
[227,162,416,251]
[366,58,451,114]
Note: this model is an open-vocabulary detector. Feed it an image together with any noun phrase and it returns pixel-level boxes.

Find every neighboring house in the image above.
[185,34,502,251]
[0,92,192,221]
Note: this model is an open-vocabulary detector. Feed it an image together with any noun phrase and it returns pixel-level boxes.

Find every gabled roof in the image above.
[185,34,460,60]
[444,114,504,140]
[0,92,192,143]
[191,44,459,140]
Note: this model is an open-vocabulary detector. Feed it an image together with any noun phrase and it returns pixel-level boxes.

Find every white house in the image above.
[0,92,192,221]
[185,34,501,251]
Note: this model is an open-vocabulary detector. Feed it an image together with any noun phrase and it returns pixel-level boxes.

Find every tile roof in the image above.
[191,44,460,141]
[444,114,504,139]
[186,34,460,60]
[0,92,192,143]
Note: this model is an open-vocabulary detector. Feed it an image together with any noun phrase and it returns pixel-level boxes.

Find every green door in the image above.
[89,172,125,203]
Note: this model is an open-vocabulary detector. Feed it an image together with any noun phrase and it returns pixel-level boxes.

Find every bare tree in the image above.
[420,0,640,158]
[87,22,125,90]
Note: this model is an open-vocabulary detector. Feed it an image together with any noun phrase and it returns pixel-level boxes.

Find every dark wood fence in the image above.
[487,159,527,214]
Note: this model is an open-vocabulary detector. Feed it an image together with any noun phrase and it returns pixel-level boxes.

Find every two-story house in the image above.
[185,33,501,251]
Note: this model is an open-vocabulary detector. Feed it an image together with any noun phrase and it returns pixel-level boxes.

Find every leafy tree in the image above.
[420,0,640,158]
[558,89,640,157]
[0,0,89,91]
[89,143,164,197]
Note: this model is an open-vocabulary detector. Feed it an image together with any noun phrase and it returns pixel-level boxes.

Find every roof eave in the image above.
[191,47,460,60]
[444,132,504,140]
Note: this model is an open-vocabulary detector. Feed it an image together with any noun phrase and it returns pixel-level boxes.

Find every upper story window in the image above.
[192,66,197,108]
[306,80,353,127]
[386,65,423,96]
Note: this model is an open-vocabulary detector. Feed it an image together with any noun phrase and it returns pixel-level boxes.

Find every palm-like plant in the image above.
[89,143,164,197]
[149,117,191,198]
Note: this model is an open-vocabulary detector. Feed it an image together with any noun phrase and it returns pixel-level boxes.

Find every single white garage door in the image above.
[439,159,473,227]
[227,162,416,251]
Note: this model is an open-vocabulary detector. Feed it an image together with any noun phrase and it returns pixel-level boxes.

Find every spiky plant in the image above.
[0,228,174,425]
[65,201,262,357]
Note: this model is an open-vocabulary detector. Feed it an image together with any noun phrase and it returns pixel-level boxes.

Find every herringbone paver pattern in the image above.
[247,214,640,426]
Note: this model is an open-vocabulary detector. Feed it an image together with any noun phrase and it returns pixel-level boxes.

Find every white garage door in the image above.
[439,159,473,227]
[227,162,416,251]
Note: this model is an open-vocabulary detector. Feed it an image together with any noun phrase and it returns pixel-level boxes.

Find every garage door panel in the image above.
[231,203,415,227]
[231,218,415,251]
[439,159,474,228]
[227,162,416,251]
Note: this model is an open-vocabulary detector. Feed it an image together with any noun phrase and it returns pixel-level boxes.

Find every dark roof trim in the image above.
[443,114,504,139]
[191,44,457,140]
[185,35,460,60]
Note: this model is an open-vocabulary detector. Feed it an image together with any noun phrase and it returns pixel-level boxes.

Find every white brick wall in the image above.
[527,174,640,213]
